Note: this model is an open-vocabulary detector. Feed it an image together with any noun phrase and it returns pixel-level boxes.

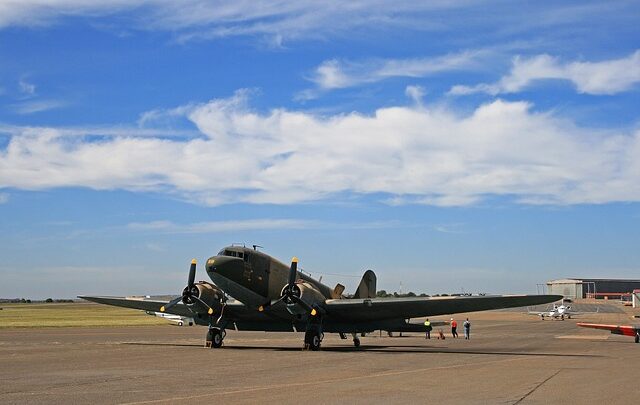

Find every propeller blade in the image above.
[187,259,197,288]
[288,257,298,286]
[288,294,312,312]
[160,296,182,313]
[191,295,215,315]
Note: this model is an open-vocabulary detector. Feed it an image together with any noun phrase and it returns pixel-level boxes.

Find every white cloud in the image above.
[11,99,67,114]
[18,78,36,95]
[405,85,426,106]
[450,50,640,96]
[127,219,402,233]
[127,219,320,233]
[1,90,639,207]
[0,1,468,40]
[302,51,485,97]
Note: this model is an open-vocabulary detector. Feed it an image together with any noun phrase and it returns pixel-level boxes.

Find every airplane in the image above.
[577,322,640,343]
[528,300,597,320]
[145,310,194,326]
[80,245,561,350]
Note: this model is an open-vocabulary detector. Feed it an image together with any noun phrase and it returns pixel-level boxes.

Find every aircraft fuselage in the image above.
[205,246,333,308]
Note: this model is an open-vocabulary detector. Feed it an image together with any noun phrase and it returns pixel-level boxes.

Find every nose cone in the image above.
[206,256,245,284]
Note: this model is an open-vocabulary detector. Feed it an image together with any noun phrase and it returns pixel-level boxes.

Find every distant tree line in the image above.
[375,290,479,298]
[0,298,74,303]
[376,290,429,298]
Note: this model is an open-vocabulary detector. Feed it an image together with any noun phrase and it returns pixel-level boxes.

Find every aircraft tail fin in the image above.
[354,270,377,299]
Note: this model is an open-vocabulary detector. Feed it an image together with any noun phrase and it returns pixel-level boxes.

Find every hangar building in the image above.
[546,278,640,299]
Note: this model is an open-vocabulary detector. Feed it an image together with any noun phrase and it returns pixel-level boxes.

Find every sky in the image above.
[1,1,639,299]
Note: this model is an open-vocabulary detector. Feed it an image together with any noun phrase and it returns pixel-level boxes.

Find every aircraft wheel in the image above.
[635,333,639,344]
[206,328,224,348]
[305,330,321,351]
[353,337,361,348]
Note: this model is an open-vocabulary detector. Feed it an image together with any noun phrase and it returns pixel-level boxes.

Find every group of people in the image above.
[423,318,471,340]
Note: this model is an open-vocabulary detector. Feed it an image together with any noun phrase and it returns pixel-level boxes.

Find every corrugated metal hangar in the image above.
[546,278,640,299]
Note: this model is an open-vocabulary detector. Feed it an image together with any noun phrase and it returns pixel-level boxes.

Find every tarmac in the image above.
[1,309,638,404]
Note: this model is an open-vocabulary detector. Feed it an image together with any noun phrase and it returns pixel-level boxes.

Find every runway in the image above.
[1,310,638,404]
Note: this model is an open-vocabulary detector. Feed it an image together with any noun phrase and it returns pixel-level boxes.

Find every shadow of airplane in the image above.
[122,342,601,357]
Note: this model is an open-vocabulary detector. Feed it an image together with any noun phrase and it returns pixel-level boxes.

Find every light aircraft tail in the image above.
[353,270,377,299]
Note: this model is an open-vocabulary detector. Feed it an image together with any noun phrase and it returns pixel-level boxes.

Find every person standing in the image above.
[424,318,432,339]
[463,318,471,340]
[450,318,458,338]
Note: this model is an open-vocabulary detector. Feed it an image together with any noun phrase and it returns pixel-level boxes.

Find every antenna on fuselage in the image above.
[252,244,263,251]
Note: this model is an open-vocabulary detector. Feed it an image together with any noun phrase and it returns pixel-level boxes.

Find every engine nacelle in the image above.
[281,282,326,315]
[183,282,225,314]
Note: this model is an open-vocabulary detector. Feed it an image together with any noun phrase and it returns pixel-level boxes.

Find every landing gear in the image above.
[635,332,639,344]
[304,329,322,351]
[304,312,323,351]
[206,327,225,348]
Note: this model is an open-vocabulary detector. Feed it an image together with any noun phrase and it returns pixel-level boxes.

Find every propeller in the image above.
[160,259,214,316]
[258,257,299,312]
[258,257,320,316]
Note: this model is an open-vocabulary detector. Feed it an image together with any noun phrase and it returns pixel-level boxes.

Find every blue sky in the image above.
[1,1,639,299]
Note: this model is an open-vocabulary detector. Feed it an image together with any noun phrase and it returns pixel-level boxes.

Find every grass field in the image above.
[0,302,167,328]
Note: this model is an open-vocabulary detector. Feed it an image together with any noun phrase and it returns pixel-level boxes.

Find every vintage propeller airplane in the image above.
[80,245,561,350]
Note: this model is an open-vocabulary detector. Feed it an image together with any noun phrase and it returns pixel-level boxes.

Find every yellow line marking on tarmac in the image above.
[121,356,529,405]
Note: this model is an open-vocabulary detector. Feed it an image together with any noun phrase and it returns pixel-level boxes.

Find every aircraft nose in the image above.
[206,256,245,283]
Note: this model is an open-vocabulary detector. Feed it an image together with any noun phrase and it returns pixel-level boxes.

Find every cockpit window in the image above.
[221,249,245,259]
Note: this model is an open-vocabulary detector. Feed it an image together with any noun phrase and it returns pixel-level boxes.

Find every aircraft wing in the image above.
[323,294,562,322]
[577,323,640,337]
[79,296,195,318]
[79,295,299,331]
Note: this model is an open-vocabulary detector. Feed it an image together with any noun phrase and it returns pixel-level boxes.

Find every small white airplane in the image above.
[528,300,597,320]
[145,310,194,326]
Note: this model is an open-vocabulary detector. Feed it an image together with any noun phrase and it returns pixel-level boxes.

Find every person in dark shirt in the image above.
[463,318,471,339]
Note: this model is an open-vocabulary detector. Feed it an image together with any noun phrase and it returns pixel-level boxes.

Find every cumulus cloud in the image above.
[1,90,639,207]
[450,50,640,96]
